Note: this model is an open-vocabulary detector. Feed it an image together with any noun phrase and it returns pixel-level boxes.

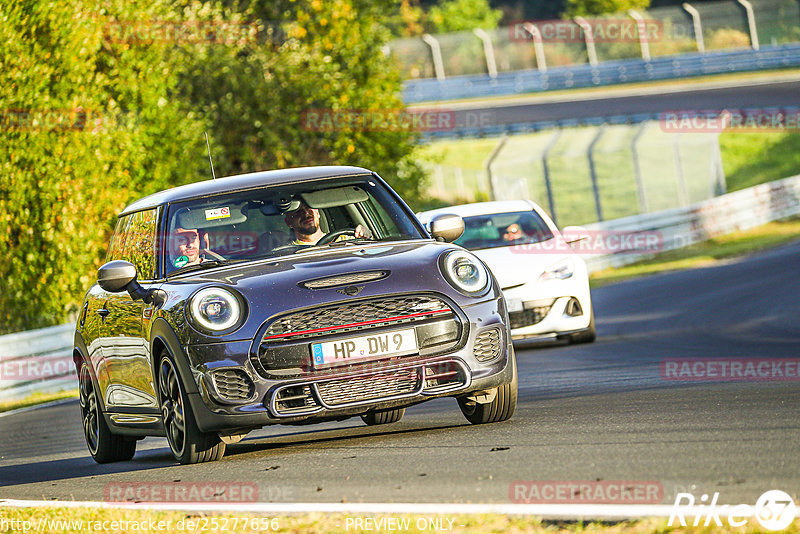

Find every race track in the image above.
[1,240,798,506]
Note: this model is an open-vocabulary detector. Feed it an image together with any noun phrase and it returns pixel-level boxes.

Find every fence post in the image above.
[523,23,548,73]
[712,133,727,196]
[736,0,760,50]
[672,133,690,206]
[631,122,649,213]
[484,136,508,200]
[473,28,498,79]
[682,3,706,53]
[574,17,599,66]
[629,10,652,62]
[542,129,563,225]
[587,125,606,221]
[422,34,446,80]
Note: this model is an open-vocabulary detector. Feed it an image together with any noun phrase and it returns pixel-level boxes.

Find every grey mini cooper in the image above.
[74,166,516,464]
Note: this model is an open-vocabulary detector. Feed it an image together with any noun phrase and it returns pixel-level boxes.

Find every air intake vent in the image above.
[509,305,551,329]
[211,369,255,402]
[273,384,319,415]
[474,328,502,362]
[301,271,389,289]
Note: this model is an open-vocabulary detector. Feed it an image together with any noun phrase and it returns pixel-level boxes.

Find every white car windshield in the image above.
[454,210,554,251]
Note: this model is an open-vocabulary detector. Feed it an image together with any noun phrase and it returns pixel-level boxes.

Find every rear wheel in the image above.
[79,361,136,463]
[158,355,225,464]
[361,407,405,425]
[458,348,517,424]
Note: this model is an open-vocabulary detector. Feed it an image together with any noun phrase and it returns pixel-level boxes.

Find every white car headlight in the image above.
[189,287,242,332]
[539,258,575,282]
[441,250,490,296]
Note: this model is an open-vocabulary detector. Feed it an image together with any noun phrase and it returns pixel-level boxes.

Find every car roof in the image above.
[416,200,537,221]
[120,165,374,216]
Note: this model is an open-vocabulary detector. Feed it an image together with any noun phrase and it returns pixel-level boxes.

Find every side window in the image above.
[106,216,131,262]
[120,209,159,280]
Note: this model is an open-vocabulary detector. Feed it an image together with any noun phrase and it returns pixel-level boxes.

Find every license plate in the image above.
[506,298,523,313]
[311,328,418,367]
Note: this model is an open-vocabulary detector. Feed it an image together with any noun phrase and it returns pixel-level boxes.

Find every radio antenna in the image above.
[205,132,217,180]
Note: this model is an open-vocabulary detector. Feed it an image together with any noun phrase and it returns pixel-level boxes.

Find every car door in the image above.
[101,209,160,411]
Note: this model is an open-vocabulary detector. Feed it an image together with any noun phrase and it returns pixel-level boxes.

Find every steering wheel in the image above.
[316,228,356,245]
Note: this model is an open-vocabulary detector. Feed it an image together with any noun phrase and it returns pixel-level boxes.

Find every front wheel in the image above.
[79,361,136,463]
[158,355,225,464]
[457,348,518,424]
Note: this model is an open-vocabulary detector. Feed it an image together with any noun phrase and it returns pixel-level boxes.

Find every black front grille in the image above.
[474,328,502,362]
[509,306,551,329]
[211,369,255,401]
[315,368,421,406]
[261,295,454,343]
[423,361,469,392]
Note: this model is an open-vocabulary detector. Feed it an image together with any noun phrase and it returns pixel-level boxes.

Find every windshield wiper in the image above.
[168,259,229,277]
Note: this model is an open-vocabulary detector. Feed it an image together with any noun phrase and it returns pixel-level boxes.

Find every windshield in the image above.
[453,210,554,251]
[163,177,423,274]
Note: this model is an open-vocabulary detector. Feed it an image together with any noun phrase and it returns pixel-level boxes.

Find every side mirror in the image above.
[561,225,590,245]
[97,260,156,303]
[429,214,465,243]
[97,260,137,293]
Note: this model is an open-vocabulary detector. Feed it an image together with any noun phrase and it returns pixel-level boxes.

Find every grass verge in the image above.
[2,507,798,533]
[590,217,800,287]
[0,389,77,414]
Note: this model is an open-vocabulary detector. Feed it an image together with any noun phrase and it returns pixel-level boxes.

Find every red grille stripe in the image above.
[262,308,451,341]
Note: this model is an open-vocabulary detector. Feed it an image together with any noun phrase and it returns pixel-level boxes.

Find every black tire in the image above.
[568,308,596,344]
[458,348,518,424]
[79,361,136,464]
[361,407,406,425]
[158,354,225,464]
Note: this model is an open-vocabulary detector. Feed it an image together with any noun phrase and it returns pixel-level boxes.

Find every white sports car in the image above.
[418,200,595,344]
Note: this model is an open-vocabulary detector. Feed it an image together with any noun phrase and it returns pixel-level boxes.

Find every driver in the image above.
[284,201,366,245]
[171,227,210,268]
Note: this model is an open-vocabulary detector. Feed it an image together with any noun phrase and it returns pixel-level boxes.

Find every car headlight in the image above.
[441,250,490,296]
[539,258,575,282]
[189,287,243,332]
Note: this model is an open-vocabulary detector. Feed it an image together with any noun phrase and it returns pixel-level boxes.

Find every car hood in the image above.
[164,240,495,342]
[470,242,571,289]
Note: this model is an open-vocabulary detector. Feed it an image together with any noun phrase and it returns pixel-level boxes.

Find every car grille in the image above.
[315,367,422,407]
[509,305,552,329]
[211,369,255,402]
[261,295,454,343]
[268,360,469,417]
[301,271,389,289]
[474,328,502,362]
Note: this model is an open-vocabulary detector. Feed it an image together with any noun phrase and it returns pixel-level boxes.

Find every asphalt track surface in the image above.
[444,79,800,128]
[1,241,799,507]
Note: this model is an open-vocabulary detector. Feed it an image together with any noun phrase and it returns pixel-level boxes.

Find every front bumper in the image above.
[184,296,513,433]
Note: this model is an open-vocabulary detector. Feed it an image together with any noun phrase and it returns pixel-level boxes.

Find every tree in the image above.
[563,0,651,17]
[428,0,503,33]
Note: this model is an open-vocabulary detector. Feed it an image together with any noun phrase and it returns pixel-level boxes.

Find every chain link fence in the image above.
[389,0,800,79]
[423,122,725,228]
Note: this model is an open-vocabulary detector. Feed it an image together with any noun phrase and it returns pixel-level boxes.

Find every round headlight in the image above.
[189,287,242,332]
[441,250,490,295]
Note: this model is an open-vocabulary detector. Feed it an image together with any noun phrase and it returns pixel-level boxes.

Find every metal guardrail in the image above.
[403,43,800,104]
[1,174,799,402]
[0,324,75,402]
[584,173,800,272]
